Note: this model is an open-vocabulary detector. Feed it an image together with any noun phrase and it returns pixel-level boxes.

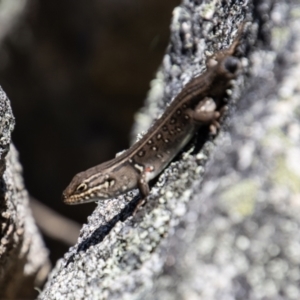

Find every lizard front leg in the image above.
[187,97,226,134]
[133,173,150,215]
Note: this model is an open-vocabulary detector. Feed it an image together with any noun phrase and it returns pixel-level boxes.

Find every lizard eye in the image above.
[76,183,87,193]
[223,56,240,74]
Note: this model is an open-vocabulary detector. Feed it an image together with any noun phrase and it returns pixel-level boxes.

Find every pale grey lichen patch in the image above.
[271,26,291,52]
[197,0,217,20]
[220,179,259,219]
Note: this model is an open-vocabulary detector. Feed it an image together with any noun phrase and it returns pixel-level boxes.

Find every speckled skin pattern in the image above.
[63,38,242,206]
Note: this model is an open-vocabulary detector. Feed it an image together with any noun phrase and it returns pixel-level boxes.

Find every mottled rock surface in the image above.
[40,0,300,299]
[0,86,50,299]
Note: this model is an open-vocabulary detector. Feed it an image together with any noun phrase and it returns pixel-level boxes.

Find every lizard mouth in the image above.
[62,193,73,204]
[62,193,79,205]
[62,192,100,205]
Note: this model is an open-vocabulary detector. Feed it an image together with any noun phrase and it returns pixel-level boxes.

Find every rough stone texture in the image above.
[40,0,300,299]
[0,94,50,299]
[0,86,50,299]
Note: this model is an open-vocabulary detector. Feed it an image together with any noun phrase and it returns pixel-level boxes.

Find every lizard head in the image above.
[206,53,241,99]
[62,167,117,205]
[208,54,241,80]
[207,24,244,83]
[222,56,240,75]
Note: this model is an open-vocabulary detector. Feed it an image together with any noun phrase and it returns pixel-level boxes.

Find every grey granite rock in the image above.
[0,86,50,299]
[40,0,300,299]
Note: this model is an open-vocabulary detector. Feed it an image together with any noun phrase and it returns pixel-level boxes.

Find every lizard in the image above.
[62,24,245,210]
